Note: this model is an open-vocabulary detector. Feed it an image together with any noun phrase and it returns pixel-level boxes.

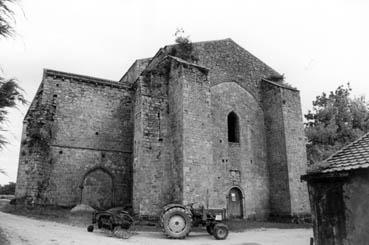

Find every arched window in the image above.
[228,111,240,143]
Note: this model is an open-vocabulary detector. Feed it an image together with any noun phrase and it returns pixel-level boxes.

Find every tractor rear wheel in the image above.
[161,207,192,239]
[213,223,229,240]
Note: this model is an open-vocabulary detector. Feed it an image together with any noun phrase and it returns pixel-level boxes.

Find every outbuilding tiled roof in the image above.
[312,133,369,174]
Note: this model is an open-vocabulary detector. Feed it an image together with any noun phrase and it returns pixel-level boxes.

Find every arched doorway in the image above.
[227,187,243,219]
[81,168,113,210]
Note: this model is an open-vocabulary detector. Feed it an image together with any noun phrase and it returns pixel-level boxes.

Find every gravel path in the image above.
[0,211,312,245]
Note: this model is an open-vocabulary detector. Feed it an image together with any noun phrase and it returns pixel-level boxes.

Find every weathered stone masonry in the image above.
[16,38,310,220]
[16,70,133,208]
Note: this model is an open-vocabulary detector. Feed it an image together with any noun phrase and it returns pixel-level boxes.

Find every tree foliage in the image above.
[0,0,16,38]
[0,0,24,148]
[0,0,25,177]
[170,28,198,62]
[0,181,15,194]
[305,83,369,164]
[0,77,26,148]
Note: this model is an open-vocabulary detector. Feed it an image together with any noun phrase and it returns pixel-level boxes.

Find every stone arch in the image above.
[225,186,245,219]
[79,166,115,210]
[211,81,263,111]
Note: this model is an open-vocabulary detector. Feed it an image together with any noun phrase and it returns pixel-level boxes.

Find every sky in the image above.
[0,0,368,185]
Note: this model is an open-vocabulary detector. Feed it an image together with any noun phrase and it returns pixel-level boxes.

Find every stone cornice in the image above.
[43,69,130,89]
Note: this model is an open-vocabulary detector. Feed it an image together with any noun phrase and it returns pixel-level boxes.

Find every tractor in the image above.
[160,203,229,240]
[87,207,134,232]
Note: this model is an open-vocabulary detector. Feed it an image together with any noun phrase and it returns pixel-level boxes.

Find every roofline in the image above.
[132,37,290,89]
[163,38,232,48]
[118,60,139,83]
[165,55,209,73]
[118,58,151,83]
[43,69,130,89]
[23,80,44,122]
[261,79,299,92]
[306,132,369,174]
[301,171,350,182]
[226,38,281,77]
[323,132,369,164]
[135,38,230,73]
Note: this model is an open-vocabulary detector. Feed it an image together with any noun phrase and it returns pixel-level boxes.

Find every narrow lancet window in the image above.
[228,111,240,143]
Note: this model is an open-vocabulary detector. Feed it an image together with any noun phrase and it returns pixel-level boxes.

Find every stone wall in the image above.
[308,179,346,245]
[261,81,291,215]
[307,171,369,245]
[211,82,269,220]
[180,62,213,206]
[132,58,212,216]
[167,61,185,205]
[16,70,133,208]
[132,61,173,216]
[15,80,56,204]
[164,39,280,103]
[14,122,28,198]
[261,80,310,217]
[15,81,46,199]
[343,171,369,245]
[281,87,310,215]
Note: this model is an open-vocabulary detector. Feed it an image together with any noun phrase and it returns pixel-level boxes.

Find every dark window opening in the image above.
[228,111,240,143]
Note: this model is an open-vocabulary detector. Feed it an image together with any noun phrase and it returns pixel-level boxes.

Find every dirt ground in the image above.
[0,210,313,245]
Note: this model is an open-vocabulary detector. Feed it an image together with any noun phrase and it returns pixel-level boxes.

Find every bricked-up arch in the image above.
[228,111,240,143]
[80,166,115,210]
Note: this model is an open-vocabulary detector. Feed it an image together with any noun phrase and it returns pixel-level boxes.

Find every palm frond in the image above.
[0,76,26,150]
[0,167,7,175]
[0,134,7,147]
[0,0,17,38]
[0,77,27,108]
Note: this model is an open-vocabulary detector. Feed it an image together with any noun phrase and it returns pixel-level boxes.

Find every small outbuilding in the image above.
[302,133,369,245]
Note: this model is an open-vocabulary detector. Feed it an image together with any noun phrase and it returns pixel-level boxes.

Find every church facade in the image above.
[15,39,310,220]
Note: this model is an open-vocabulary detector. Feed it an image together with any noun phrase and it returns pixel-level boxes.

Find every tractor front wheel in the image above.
[213,223,229,240]
[87,225,94,232]
[161,207,192,239]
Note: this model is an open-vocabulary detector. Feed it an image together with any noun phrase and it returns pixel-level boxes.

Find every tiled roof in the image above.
[312,133,369,174]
